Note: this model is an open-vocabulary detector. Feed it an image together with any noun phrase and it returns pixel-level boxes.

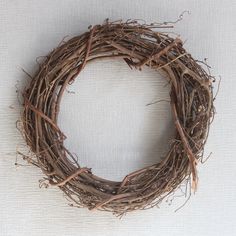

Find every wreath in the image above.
[21,20,215,215]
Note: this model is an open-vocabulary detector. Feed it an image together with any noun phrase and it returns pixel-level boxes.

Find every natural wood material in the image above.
[21,20,215,215]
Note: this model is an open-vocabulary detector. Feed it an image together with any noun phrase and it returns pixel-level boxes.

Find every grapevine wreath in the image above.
[21,20,215,215]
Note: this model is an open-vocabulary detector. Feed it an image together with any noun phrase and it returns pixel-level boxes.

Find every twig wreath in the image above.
[21,19,215,215]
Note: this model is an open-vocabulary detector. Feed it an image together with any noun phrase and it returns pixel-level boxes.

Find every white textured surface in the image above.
[0,0,236,235]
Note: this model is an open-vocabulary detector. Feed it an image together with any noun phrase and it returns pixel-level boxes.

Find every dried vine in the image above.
[21,20,215,215]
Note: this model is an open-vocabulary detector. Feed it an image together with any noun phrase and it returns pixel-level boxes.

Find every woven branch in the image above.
[21,20,215,215]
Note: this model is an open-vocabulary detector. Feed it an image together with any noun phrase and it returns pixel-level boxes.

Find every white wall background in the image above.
[0,0,236,235]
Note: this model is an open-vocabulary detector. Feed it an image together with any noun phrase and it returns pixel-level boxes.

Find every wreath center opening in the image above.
[58,58,175,180]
